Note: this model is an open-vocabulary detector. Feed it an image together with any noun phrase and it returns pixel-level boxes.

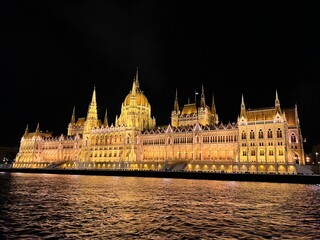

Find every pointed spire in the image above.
[71,106,76,124]
[131,79,137,96]
[91,85,97,104]
[85,86,98,128]
[135,66,140,89]
[275,89,281,114]
[240,94,247,118]
[211,93,216,114]
[173,88,179,112]
[211,93,219,124]
[201,84,205,97]
[241,94,245,107]
[200,83,206,108]
[35,122,40,133]
[104,108,108,126]
[294,103,300,124]
[24,124,29,137]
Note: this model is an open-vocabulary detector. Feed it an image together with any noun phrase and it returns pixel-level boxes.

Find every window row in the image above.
[241,128,283,140]
[242,149,284,156]
[242,142,283,147]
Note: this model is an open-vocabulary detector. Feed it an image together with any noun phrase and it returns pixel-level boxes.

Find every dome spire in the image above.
[135,66,140,89]
[131,79,137,96]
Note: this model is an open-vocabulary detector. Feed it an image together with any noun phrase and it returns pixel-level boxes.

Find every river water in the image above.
[0,173,319,239]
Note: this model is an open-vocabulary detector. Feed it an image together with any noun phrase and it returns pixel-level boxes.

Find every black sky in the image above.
[1,0,320,152]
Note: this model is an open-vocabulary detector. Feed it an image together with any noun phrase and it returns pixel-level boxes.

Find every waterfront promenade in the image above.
[1,167,319,184]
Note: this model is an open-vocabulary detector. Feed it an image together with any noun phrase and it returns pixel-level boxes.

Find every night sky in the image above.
[1,1,320,153]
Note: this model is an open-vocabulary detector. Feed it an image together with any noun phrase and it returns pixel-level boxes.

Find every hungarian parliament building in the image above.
[14,70,306,173]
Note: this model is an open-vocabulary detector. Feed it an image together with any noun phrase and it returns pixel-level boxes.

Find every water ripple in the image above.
[0,174,319,239]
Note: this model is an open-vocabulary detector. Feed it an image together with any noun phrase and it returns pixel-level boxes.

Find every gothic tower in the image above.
[83,86,100,137]
[171,89,180,127]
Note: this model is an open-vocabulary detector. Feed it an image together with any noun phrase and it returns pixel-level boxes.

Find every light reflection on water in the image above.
[0,173,319,239]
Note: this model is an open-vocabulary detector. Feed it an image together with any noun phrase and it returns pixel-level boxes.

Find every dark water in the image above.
[0,173,319,239]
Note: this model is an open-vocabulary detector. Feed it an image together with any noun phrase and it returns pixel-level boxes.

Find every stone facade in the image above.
[13,70,305,173]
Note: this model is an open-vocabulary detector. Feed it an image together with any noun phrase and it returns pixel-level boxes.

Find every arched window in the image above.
[277,128,282,138]
[291,133,296,143]
[269,149,274,156]
[259,130,264,139]
[279,149,284,156]
[250,130,255,139]
[267,129,273,138]
[241,131,246,140]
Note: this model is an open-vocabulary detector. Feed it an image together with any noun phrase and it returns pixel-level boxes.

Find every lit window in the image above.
[241,131,246,140]
[277,128,282,138]
[250,130,255,139]
[268,129,273,138]
[279,149,283,156]
[259,130,264,139]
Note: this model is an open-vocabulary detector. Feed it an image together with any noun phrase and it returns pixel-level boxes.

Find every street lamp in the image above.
[306,156,310,164]
[316,152,319,164]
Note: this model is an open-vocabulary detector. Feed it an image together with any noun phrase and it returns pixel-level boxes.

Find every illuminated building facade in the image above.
[14,70,305,173]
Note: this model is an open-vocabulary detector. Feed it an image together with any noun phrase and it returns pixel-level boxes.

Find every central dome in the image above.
[116,69,156,130]
[124,90,149,107]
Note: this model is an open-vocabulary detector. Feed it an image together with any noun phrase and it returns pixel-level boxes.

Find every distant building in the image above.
[0,147,19,164]
[13,69,305,173]
[310,143,320,164]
